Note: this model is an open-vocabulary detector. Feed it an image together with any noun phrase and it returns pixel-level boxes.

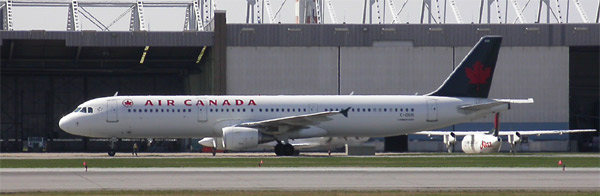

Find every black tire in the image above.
[274,144,284,156]
[283,144,295,156]
[108,151,116,156]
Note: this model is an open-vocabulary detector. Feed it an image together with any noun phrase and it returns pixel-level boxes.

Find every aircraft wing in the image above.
[414,131,488,136]
[497,129,597,136]
[414,129,596,137]
[238,107,351,129]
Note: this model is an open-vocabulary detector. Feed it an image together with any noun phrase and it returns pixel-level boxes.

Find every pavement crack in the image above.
[75,172,104,189]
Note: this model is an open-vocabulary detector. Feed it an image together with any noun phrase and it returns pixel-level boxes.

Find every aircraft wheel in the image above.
[274,143,284,156]
[283,144,295,156]
[108,150,116,156]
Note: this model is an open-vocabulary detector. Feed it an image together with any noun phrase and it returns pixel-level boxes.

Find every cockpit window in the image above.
[73,107,81,113]
[88,107,93,113]
[80,107,87,113]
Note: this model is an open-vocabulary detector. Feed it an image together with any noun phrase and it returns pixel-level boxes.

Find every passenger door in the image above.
[426,99,438,122]
[106,100,118,122]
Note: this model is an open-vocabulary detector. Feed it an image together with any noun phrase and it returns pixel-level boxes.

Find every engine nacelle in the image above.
[443,132,457,146]
[222,127,274,150]
[508,132,521,145]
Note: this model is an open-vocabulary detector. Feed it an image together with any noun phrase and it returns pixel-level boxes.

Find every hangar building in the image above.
[1,11,598,152]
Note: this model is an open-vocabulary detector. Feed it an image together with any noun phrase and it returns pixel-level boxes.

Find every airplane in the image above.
[59,35,534,156]
[414,113,597,153]
[198,137,369,155]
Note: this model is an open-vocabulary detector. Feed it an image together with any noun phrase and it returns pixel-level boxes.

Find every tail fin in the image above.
[428,36,502,98]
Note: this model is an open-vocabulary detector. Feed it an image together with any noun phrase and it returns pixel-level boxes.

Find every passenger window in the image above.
[80,107,87,113]
[251,109,254,112]
[259,109,263,112]
[411,108,414,112]
[88,107,93,113]
[128,109,131,112]
[177,109,180,112]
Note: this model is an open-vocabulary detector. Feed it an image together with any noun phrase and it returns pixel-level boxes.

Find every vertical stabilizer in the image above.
[428,36,502,98]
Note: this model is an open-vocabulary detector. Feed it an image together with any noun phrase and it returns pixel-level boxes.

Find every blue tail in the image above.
[428,36,502,98]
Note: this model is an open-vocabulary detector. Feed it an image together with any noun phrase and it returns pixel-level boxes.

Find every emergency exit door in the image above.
[197,99,207,122]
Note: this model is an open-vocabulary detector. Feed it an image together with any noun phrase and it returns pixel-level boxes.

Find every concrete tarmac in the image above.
[1,167,599,192]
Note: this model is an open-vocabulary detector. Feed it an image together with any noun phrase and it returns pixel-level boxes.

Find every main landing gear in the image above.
[274,142,296,156]
[108,138,118,156]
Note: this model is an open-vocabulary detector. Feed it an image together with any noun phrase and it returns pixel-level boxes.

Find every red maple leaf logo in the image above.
[465,61,491,91]
[122,99,133,107]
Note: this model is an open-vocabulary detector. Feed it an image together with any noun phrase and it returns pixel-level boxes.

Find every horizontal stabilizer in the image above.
[493,98,534,104]
[460,98,534,111]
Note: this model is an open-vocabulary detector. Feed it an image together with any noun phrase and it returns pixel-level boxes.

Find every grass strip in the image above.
[2,190,599,196]
[1,157,598,168]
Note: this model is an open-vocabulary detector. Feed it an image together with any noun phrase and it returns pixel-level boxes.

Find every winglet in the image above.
[340,107,351,118]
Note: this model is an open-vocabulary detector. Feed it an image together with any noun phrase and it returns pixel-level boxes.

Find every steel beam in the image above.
[66,0,80,31]
[129,0,146,31]
[3,0,13,30]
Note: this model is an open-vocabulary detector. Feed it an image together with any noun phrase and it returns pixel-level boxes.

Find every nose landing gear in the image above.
[108,138,118,156]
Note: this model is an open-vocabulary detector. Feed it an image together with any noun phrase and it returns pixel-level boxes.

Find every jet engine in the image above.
[222,127,274,150]
[443,132,457,153]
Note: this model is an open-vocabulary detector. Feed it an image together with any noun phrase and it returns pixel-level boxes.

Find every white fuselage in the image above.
[59,95,508,139]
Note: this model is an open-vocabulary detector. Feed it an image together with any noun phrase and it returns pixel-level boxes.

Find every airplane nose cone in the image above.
[59,115,74,134]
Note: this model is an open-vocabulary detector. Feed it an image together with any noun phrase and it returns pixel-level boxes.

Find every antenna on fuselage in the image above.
[113,91,119,96]
[349,91,354,96]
